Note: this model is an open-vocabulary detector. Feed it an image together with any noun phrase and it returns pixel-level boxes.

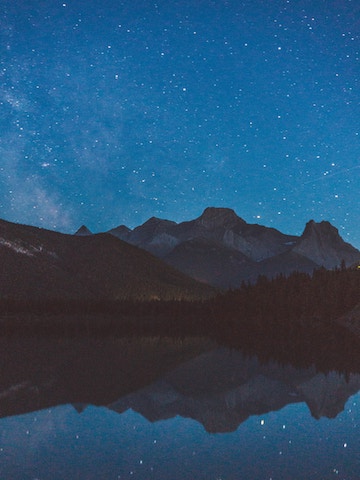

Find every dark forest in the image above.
[1,265,359,373]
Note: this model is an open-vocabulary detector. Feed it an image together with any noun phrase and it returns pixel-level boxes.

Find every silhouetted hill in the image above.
[0,218,215,301]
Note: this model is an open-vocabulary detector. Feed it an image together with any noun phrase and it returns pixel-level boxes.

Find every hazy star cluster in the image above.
[0,0,359,246]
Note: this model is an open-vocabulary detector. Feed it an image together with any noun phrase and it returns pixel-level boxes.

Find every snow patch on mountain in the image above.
[0,237,57,258]
[0,237,36,257]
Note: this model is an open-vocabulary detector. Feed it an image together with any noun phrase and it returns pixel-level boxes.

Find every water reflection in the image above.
[110,348,360,433]
[0,336,360,478]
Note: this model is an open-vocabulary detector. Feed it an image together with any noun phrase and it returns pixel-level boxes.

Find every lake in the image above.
[0,336,359,479]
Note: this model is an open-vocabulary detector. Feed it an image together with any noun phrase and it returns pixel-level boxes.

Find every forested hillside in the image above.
[213,264,360,325]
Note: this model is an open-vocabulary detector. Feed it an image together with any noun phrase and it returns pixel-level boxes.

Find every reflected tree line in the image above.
[1,265,360,373]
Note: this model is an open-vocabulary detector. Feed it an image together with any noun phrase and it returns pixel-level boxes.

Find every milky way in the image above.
[0,0,359,247]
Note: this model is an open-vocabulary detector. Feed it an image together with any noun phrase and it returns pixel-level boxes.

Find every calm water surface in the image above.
[0,337,359,479]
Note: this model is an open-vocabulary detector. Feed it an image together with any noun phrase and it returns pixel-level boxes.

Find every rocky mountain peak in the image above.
[197,207,244,229]
[74,225,92,236]
[302,219,340,241]
[293,219,360,268]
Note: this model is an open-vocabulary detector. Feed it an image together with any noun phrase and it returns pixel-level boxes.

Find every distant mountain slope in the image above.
[0,218,214,301]
[108,207,360,288]
[164,237,252,288]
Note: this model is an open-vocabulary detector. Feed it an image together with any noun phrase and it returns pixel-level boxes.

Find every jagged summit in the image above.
[74,225,92,236]
[302,219,339,239]
[196,207,244,229]
[298,219,349,250]
[293,219,360,269]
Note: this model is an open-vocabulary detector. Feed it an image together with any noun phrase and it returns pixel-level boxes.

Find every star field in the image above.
[0,0,359,246]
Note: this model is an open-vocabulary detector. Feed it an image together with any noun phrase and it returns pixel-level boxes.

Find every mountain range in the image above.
[0,207,358,301]
[102,207,360,288]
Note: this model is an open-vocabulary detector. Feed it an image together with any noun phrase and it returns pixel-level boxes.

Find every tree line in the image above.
[0,264,359,373]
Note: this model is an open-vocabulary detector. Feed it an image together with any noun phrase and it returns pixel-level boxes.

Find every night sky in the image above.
[1,0,359,247]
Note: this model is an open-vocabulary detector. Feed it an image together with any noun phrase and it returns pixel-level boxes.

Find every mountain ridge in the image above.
[105,207,360,288]
[1,208,358,298]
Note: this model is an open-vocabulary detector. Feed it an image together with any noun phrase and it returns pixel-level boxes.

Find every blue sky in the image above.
[1,0,359,246]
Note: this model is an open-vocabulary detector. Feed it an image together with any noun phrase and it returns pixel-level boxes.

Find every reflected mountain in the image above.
[0,336,359,433]
[109,348,360,432]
